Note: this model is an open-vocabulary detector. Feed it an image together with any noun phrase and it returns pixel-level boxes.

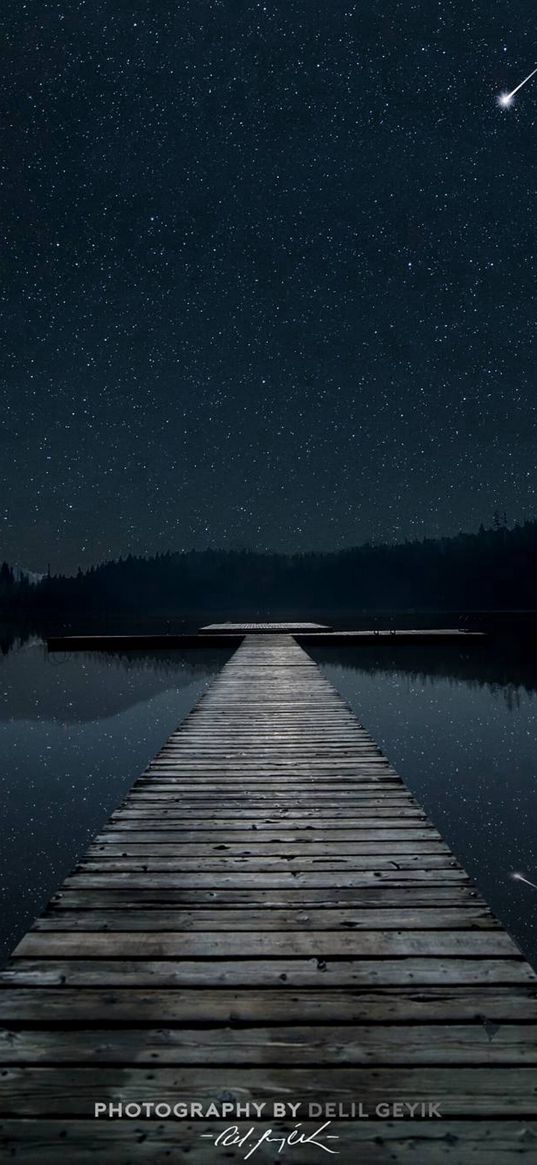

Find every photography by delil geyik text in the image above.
[93,1100,444,1121]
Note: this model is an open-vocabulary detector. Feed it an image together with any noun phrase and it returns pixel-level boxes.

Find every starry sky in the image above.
[1,1,536,572]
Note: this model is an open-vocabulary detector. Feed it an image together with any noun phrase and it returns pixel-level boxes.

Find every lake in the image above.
[311,642,537,966]
[1,632,537,966]
[0,639,233,964]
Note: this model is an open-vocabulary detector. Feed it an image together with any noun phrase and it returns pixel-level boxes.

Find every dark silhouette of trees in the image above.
[2,520,537,617]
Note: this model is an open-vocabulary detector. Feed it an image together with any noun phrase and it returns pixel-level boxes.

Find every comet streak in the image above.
[511,871,537,891]
[498,65,537,107]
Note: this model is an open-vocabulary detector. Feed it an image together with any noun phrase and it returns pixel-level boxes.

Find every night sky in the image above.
[1,1,536,572]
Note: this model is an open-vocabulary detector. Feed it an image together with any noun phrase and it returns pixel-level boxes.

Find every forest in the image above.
[0,520,535,617]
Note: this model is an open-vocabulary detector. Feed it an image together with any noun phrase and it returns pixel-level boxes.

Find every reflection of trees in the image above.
[1,645,233,724]
[310,646,537,707]
[0,622,36,657]
[76,648,234,678]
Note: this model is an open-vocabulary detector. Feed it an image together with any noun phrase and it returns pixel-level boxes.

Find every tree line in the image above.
[1,520,536,615]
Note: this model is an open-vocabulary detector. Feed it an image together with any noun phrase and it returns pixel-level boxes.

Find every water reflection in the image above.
[3,643,233,723]
[311,645,537,967]
[0,641,233,964]
[2,633,537,971]
[313,641,537,705]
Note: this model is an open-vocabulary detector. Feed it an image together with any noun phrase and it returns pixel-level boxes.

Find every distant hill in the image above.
[1,520,537,617]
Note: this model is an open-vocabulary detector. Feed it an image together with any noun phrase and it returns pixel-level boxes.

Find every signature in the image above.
[201,1121,340,1159]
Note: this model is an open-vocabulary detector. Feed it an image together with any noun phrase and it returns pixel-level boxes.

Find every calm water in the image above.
[1,634,537,967]
[0,640,233,964]
[312,644,537,966]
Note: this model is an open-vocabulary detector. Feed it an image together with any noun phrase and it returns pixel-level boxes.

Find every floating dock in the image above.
[1,631,535,1162]
[200,621,331,632]
[298,628,485,645]
[46,632,244,651]
[47,626,486,651]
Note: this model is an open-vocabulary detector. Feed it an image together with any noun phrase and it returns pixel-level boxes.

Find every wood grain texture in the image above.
[32,906,498,930]
[2,1024,536,1065]
[2,987,536,1023]
[0,1121,534,1165]
[1,631,536,1162]
[2,1066,537,1116]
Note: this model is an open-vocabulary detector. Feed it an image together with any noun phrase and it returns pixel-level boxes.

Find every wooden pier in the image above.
[47,626,486,650]
[200,621,331,633]
[1,631,536,1162]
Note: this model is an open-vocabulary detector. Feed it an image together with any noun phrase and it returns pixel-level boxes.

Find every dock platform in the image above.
[47,625,486,651]
[200,621,330,633]
[1,633,535,1162]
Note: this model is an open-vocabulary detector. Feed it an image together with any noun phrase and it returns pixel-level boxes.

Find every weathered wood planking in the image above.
[2,1065,537,1116]
[31,906,499,930]
[2,986,537,1024]
[3,957,532,988]
[0,1121,531,1165]
[2,1024,536,1065]
[1,632,536,1163]
[200,621,330,632]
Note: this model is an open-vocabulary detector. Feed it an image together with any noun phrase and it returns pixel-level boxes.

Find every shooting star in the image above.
[511,871,537,891]
[497,65,537,108]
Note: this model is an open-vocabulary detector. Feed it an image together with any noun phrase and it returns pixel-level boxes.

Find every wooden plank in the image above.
[86,840,448,856]
[119,796,414,807]
[49,885,487,908]
[2,958,533,988]
[12,929,517,959]
[119,800,413,812]
[107,818,427,830]
[108,809,427,823]
[2,987,536,1023]
[127,782,403,793]
[122,789,404,800]
[135,777,399,786]
[126,787,407,796]
[201,622,329,630]
[145,754,389,764]
[147,751,385,757]
[2,1024,536,1066]
[0,1121,533,1165]
[62,870,469,887]
[31,906,499,930]
[157,733,377,741]
[141,760,394,770]
[97,827,438,842]
[77,852,455,869]
[1,1066,537,1117]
